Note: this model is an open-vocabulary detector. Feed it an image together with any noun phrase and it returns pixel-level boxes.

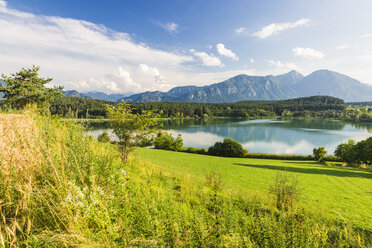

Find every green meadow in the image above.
[135,148,372,229]
[1,111,371,246]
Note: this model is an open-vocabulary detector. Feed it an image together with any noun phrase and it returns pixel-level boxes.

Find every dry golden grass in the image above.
[0,113,41,247]
[0,114,42,175]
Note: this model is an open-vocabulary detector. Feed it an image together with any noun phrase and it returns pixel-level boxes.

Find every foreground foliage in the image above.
[0,112,370,247]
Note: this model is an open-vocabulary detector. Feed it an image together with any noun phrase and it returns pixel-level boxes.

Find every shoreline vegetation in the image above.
[1,110,371,247]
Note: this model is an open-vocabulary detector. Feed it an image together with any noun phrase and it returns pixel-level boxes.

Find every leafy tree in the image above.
[154,132,183,151]
[0,66,63,109]
[107,101,158,162]
[313,147,327,162]
[208,138,247,157]
[97,131,111,143]
[334,139,356,163]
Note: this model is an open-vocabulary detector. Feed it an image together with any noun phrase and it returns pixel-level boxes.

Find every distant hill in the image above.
[123,69,372,103]
[61,90,132,102]
[292,70,372,102]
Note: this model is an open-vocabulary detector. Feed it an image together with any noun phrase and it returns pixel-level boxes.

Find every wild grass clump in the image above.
[269,172,301,211]
[0,111,370,247]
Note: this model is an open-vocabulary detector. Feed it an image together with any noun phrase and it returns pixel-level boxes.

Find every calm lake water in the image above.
[88,118,372,155]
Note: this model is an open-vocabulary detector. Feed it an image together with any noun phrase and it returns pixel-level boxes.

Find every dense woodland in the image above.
[42,95,372,123]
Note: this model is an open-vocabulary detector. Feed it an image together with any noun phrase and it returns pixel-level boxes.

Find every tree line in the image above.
[46,95,353,120]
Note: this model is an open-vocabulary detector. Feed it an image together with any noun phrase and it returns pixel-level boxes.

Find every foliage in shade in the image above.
[0,66,63,109]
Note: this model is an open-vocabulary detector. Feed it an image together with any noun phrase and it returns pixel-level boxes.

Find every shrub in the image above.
[154,132,183,151]
[313,146,327,162]
[269,172,300,210]
[208,138,247,157]
[97,130,110,142]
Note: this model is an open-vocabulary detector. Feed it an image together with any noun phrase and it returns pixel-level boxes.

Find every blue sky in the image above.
[1,0,372,93]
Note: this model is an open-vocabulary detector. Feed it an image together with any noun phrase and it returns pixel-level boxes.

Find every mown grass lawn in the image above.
[134,148,372,229]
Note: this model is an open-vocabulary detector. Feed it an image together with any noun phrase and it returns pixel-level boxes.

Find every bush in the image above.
[182,146,208,155]
[154,132,183,151]
[269,172,300,210]
[313,146,327,162]
[208,138,247,157]
[97,131,110,142]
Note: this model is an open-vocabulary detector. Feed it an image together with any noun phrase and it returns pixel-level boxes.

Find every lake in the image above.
[88,118,372,155]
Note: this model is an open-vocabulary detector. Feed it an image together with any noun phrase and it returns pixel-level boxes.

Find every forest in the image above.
[43,95,372,122]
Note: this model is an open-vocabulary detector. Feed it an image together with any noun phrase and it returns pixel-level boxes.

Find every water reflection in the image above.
[88,118,372,155]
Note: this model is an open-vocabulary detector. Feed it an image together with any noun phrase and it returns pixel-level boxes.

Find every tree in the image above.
[107,101,158,163]
[0,66,63,109]
[334,139,356,163]
[313,147,327,162]
[208,138,247,157]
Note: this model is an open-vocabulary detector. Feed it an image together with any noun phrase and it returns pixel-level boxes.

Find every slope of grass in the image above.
[134,148,372,230]
[0,111,370,247]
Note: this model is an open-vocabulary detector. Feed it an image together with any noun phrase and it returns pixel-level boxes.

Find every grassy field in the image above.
[134,148,372,230]
[1,111,371,246]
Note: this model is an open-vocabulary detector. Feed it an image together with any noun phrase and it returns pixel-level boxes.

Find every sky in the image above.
[1,0,372,94]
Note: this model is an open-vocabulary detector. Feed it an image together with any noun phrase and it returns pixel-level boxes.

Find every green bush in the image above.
[182,146,208,155]
[154,132,183,151]
[97,130,110,142]
[208,138,247,157]
[313,146,327,162]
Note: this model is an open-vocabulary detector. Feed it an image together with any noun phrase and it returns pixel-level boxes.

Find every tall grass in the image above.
[0,111,370,247]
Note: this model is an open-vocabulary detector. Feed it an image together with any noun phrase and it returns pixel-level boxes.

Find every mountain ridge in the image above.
[58,69,372,102]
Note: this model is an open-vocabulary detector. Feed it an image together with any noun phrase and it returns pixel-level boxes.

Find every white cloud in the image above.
[0,1,195,93]
[250,58,255,63]
[361,33,372,38]
[293,47,324,59]
[356,54,372,60]
[235,27,246,34]
[216,43,239,61]
[139,63,166,85]
[268,60,300,71]
[64,67,141,93]
[337,43,359,49]
[253,18,310,38]
[190,49,223,67]
[159,22,179,34]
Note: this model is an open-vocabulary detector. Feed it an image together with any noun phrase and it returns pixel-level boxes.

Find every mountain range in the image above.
[121,69,372,103]
[3,70,371,103]
[61,90,132,102]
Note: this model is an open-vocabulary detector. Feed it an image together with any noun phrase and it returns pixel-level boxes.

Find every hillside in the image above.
[126,74,299,103]
[293,70,372,102]
[135,148,372,229]
[62,90,131,102]
[0,112,370,246]
[123,69,372,103]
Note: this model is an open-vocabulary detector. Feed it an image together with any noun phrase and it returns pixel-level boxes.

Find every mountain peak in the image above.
[275,70,304,86]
